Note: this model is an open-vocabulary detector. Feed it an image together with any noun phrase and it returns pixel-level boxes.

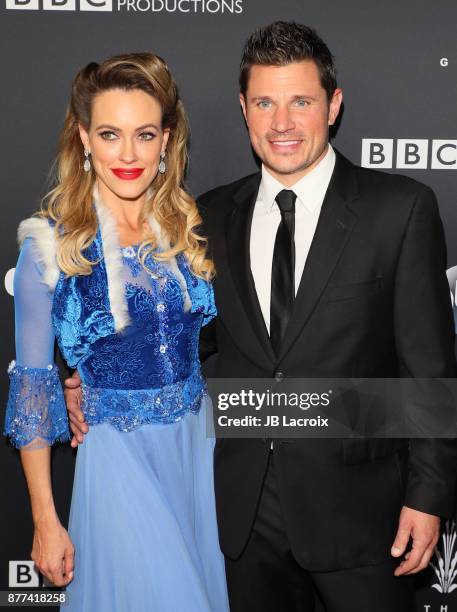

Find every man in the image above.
[66,22,457,611]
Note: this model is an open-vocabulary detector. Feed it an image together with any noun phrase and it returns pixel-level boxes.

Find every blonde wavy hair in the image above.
[40,52,214,280]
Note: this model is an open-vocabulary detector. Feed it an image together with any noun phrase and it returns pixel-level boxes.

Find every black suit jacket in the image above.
[197,150,457,571]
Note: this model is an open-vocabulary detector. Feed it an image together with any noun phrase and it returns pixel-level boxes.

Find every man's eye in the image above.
[257,100,271,109]
[99,131,118,140]
[138,132,156,141]
[295,99,309,107]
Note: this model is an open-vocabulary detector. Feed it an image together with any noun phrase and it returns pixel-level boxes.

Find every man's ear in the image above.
[78,123,90,152]
[239,94,248,124]
[328,88,343,126]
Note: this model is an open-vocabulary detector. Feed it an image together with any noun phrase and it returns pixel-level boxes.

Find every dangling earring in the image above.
[83,150,91,173]
[158,151,166,174]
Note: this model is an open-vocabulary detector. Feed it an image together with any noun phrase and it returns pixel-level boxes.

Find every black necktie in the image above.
[270,189,297,355]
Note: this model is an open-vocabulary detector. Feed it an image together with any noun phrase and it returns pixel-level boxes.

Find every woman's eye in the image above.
[138,132,156,141]
[99,131,118,141]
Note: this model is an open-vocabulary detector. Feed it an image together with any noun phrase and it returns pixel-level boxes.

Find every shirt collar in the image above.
[258,144,336,214]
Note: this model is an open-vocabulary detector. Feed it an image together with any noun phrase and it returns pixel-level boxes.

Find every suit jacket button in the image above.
[274,371,284,382]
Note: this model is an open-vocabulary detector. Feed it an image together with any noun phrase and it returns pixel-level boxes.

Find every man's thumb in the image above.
[391,524,410,557]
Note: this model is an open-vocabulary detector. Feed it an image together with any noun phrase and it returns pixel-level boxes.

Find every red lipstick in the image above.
[111,168,144,180]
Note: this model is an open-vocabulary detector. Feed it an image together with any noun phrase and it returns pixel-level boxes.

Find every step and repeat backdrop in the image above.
[1,1,456,610]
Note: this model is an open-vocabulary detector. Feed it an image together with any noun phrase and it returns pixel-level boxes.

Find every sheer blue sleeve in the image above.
[4,238,70,449]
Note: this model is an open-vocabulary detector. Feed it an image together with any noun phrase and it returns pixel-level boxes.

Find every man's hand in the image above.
[391,505,440,576]
[64,371,88,448]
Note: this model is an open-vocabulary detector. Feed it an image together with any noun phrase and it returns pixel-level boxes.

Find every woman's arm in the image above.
[5,238,73,586]
[20,447,74,586]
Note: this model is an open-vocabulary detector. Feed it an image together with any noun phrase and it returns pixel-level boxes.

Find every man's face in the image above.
[240,61,342,186]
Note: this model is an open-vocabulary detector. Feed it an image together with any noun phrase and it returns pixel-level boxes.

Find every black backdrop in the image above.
[1,1,456,610]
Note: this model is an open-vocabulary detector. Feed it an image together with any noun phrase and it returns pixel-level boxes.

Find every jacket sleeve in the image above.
[4,237,69,450]
[196,193,219,363]
[393,184,457,517]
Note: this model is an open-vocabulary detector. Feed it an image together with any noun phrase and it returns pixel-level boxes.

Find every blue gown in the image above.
[4,211,229,612]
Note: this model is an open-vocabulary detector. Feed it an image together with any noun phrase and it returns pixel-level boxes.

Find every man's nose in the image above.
[271,105,295,133]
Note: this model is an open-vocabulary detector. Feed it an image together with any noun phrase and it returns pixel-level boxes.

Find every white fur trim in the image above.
[147,215,192,312]
[93,187,131,332]
[17,217,60,290]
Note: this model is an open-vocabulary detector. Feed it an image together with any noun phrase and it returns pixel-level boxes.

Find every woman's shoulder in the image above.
[17,216,59,291]
[18,215,55,243]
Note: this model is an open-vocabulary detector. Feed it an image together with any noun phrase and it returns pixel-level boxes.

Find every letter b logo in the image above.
[396,140,428,169]
[6,0,39,9]
[43,0,76,9]
[9,561,40,587]
[361,139,393,168]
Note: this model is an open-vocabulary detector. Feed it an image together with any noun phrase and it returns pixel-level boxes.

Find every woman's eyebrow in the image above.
[95,123,160,131]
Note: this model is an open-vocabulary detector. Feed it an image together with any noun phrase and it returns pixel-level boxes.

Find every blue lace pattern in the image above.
[121,245,143,277]
[72,245,212,431]
[52,235,217,370]
[4,361,70,449]
[6,224,216,444]
[51,237,115,370]
[81,368,205,431]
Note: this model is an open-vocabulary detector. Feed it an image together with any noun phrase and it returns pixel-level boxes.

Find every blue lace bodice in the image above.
[4,213,216,449]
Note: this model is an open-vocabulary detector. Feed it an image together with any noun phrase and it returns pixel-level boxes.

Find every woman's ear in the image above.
[162,128,170,153]
[78,124,90,152]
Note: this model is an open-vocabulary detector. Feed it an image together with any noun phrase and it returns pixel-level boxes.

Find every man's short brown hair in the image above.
[239,21,337,101]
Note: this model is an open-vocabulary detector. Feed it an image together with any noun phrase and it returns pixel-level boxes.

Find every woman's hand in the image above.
[31,515,74,587]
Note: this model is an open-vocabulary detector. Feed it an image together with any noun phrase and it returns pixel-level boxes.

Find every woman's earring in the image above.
[83,150,91,173]
[158,151,166,174]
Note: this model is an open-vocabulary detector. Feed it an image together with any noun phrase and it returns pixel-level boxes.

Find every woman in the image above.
[4,53,229,612]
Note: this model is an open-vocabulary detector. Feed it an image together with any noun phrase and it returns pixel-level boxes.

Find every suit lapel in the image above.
[225,173,276,364]
[277,152,359,361]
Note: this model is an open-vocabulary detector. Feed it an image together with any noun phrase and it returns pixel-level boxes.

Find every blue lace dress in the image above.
[4,210,229,612]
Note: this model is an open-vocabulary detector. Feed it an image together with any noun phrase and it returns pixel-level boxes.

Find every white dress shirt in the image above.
[250,144,336,332]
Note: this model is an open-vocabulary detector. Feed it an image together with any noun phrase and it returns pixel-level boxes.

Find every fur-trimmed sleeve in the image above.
[17,217,60,291]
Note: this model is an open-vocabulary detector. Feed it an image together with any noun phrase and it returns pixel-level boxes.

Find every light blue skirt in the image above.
[63,396,229,612]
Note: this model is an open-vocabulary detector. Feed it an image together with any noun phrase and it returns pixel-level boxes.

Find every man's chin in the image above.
[263,159,311,178]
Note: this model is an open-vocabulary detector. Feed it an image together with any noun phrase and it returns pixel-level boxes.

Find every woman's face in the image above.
[79,88,169,203]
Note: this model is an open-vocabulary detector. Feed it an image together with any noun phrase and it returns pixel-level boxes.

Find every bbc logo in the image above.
[361,139,457,170]
[5,0,112,10]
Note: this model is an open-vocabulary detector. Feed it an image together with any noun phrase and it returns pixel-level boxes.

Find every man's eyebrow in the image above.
[249,96,273,103]
[249,94,317,103]
[291,94,316,101]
